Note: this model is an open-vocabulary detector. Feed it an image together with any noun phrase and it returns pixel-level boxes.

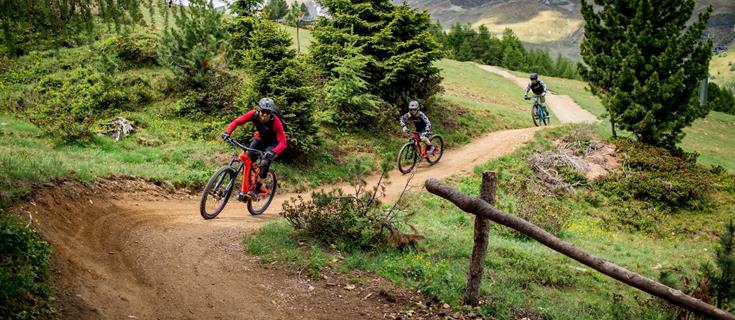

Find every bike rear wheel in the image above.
[247,171,278,216]
[531,104,541,127]
[200,166,236,220]
[397,142,418,174]
[542,107,550,126]
[426,135,444,165]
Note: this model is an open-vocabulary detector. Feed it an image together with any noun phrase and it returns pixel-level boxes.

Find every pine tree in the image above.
[325,42,382,128]
[579,0,713,147]
[311,0,443,108]
[300,2,310,18]
[285,3,305,54]
[266,0,289,21]
[158,0,229,90]
[702,220,735,308]
[242,19,319,159]
[231,0,262,16]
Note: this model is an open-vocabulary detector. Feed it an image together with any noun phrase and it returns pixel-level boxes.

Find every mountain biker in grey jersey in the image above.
[399,100,435,154]
[524,73,549,114]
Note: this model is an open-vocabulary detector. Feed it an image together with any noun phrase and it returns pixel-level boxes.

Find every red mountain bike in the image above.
[396,132,444,174]
[199,138,278,219]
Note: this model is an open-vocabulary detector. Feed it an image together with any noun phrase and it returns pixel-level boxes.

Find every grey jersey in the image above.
[400,111,431,132]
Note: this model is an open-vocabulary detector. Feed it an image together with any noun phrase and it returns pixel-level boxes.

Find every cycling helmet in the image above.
[530,73,538,80]
[408,100,420,110]
[258,97,277,113]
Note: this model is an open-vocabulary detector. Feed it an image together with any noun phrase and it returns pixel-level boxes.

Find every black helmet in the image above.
[258,97,277,113]
[408,100,420,110]
[530,73,538,80]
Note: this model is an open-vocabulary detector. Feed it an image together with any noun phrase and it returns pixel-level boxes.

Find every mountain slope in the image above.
[401,0,734,61]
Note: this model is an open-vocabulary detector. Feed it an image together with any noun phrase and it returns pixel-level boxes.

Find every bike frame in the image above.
[410,132,430,158]
[533,96,546,120]
[226,139,265,195]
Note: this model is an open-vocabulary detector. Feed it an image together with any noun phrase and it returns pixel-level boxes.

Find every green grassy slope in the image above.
[505,68,735,172]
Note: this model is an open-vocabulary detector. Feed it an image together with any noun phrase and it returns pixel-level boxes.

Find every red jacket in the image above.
[226,110,288,155]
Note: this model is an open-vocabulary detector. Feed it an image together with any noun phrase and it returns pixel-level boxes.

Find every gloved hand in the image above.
[263,151,276,161]
[542,92,547,97]
[401,126,408,134]
[221,132,231,141]
[523,94,529,100]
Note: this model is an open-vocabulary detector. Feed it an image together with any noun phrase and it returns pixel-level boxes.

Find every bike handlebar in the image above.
[226,138,266,155]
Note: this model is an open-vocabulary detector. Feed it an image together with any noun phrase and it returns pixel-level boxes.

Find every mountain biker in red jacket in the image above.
[399,100,435,155]
[221,97,287,201]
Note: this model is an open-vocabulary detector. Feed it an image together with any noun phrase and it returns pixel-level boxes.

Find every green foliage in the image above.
[98,31,160,69]
[158,0,229,91]
[325,43,383,128]
[438,25,579,79]
[707,82,735,115]
[596,139,721,211]
[702,220,735,309]
[265,0,289,21]
[28,65,130,143]
[579,0,713,147]
[0,214,53,319]
[0,0,154,56]
[311,0,444,107]
[241,19,319,159]
[281,188,387,250]
[230,0,262,17]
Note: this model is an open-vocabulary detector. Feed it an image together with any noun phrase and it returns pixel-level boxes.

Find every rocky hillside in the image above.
[399,0,734,61]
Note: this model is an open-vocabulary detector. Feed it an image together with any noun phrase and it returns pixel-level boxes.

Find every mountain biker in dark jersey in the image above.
[221,97,287,201]
[399,100,435,155]
[524,73,549,114]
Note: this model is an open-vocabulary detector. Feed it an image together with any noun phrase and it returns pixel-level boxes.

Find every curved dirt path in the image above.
[26,71,599,319]
[26,127,546,320]
[477,65,599,124]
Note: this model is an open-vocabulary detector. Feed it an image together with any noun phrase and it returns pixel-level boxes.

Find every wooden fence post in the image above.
[425,178,735,320]
[463,171,496,306]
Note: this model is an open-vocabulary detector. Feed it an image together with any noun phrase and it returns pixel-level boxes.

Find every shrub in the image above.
[98,31,159,68]
[596,139,717,210]
[0,214,53,319]
[29,67,129,142]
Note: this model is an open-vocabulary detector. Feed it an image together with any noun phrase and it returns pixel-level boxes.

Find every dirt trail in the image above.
[478,65,599,124]
[24,76,598,319]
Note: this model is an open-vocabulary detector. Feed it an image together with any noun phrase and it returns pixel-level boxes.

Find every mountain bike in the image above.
[199,138,278,219]
[396,132,444,174]
[526,95,551,126]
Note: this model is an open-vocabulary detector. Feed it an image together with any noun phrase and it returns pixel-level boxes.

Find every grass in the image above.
[246,125,735,319]
[681,111,735,172]
[709,45,735,87]
[280,25,314,53]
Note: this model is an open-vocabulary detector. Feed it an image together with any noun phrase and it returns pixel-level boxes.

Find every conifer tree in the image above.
[266,0,289,20]
[311,0,443,108]
[242,20,319,158]
[579,0,713,146]
[231,0,262,16]
[158,0,229,90]
[325,42,382,128]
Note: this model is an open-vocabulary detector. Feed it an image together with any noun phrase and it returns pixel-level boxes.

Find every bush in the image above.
[0,214,53,319]
[596,139,718,211]
[28,67,129,142]
[281,189,386,250]
[98,31,159,68]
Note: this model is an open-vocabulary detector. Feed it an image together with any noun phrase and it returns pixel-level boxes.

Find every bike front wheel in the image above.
[426,135,444,165]
[247,171,278,216]
[397,142,418,174]
[200,166,236,220]
[531,104,541,127]
[542,107,551,126]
